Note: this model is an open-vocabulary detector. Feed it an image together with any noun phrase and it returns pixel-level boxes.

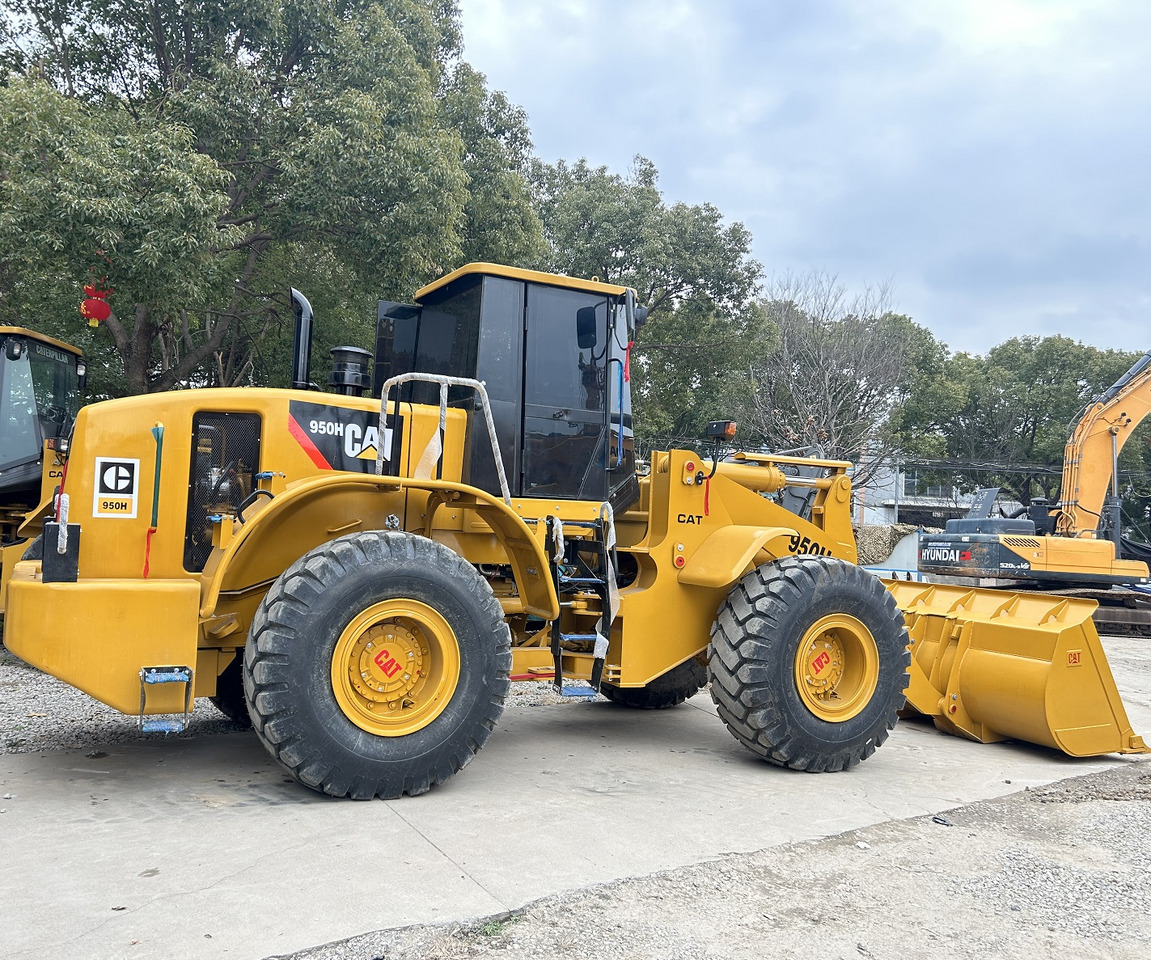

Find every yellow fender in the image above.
[677,525,798,589]
[200,474,559,623]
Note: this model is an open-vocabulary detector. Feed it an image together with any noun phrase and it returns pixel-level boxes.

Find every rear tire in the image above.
[243,531,511,799]
[600,657,706,709]
[708,556,909,772]
[210,656,252,728]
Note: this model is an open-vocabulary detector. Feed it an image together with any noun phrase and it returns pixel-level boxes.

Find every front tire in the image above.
[243,531,511,799]
[708,556,909,772]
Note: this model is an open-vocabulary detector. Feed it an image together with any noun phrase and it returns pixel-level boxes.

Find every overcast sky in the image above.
[457,0,1151,357]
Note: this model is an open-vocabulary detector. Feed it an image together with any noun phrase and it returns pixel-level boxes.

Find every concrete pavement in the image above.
[2,636,1149,960]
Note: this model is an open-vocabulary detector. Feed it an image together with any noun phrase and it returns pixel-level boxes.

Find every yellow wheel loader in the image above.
[5,265,1145,798]
[0,327,85,618]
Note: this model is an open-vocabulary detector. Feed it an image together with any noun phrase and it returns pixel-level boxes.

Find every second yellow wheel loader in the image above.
[0,327,85,617]
[5,264,1146,798]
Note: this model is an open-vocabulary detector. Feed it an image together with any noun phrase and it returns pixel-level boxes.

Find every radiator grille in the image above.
[1003,536,1042,548]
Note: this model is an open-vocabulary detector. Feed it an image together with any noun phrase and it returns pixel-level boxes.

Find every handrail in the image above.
[607,357,625,469]
[376,373,512,505]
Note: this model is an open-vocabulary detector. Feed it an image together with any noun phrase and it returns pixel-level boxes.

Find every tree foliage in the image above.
[0,78,235,396]
[440,62,545,267]
[0,0,540,395]
[745,273,942,487]
[897,336,1143,503]
[529,156,765,441]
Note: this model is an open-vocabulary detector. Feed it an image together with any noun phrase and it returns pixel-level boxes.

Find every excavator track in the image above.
[916,573,1151,638]
[1045,587,1151,638]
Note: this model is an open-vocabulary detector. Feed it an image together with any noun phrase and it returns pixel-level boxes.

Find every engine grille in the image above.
[184,411,262,571]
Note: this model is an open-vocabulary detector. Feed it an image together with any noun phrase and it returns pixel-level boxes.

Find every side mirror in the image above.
[576,306,598,349]
[623,289,649,338]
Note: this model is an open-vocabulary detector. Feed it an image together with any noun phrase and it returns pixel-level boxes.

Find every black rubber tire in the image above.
[20,536,42,560]
[243,531,511,799]
[708,556,910,772]
[600,657,707,709]
[210,655,252,728]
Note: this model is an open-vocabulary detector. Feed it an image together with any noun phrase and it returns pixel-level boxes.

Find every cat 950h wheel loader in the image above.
[6,264,1146,798]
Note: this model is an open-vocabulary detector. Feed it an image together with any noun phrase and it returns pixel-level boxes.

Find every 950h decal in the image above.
[288,401,400,473]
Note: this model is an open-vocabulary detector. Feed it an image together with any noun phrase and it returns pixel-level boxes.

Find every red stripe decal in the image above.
[288,415,333,470]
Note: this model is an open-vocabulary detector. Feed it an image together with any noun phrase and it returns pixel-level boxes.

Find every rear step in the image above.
[138,666,194,734]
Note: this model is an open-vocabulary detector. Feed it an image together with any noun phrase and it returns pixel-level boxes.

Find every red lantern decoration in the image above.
[80,298,112,323]
[79,279,113,327]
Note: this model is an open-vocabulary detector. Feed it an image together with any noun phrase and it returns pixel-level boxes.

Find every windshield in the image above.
[0,337,82,472]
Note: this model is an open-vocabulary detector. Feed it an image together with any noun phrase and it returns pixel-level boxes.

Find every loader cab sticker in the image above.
[288,401,400,474]
[93,457,140,518]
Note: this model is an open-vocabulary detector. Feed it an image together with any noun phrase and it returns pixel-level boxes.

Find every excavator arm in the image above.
[1057,350,1151,538]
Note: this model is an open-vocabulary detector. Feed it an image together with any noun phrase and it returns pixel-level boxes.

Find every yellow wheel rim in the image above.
[330,599,461,737]
[793,614,879,722]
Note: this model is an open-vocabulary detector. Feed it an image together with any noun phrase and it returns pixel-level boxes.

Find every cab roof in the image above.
[0,327,84,357]
[415,262,631,301]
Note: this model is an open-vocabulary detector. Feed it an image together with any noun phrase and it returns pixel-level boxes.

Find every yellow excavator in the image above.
[919,349,1151,589]
[4,265,1146,799]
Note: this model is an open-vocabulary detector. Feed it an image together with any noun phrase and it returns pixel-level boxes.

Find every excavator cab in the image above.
[373,264,641,511]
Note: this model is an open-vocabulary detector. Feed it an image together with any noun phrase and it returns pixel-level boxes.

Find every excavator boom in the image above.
[1057,349,1151,537]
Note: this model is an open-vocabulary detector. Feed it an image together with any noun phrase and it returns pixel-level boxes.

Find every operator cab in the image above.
[374,264,641,510]
[0,328,85,500]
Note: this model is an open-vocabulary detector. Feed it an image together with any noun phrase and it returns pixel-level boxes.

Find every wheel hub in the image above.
[331,599,461,737]
[801,636,845,694]
[794,614,880,723]
[349,620,426,707]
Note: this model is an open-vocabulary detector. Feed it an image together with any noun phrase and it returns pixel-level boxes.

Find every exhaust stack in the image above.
[290,288,314,390]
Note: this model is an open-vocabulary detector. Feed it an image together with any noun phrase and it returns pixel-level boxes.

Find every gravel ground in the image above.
[275,763,1151,960]
[4,638,1149,960]
[0,641,573,755]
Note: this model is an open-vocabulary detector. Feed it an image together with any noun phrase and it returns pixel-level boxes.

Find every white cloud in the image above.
[457,0,1151,354]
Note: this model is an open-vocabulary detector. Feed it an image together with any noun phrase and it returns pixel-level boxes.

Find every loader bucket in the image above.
[883,580,1149,757]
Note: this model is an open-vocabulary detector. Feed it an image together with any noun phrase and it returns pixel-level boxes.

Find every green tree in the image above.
[529,156,764,442]
[0,79,236,397]
[440,62,545,267]
[0,0,502,395]
[898,337,1142,505]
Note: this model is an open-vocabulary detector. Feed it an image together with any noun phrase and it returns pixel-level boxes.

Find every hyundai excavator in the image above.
[919,349,1151,591]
